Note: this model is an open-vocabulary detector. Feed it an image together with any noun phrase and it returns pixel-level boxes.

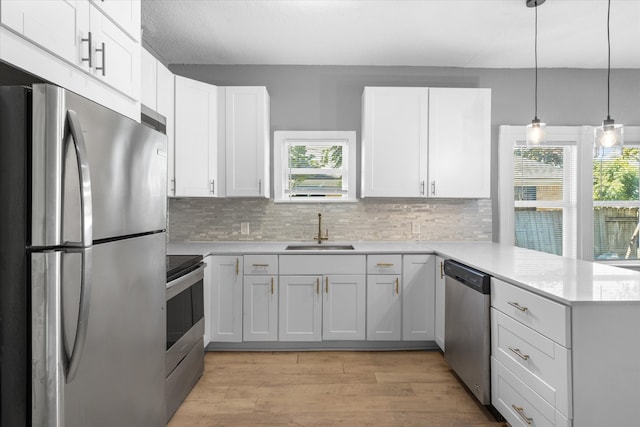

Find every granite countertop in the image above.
[167,240,640,305]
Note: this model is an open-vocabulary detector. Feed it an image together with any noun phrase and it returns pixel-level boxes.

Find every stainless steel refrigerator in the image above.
[0,84,167,426]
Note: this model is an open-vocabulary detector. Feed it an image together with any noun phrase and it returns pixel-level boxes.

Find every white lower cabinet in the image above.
[492,357,570,427]
[279,255,366,342]
[243,255,278,341]
[278,275,322,342]
[209,255,243,342]
[243,275,278,341]
[434,255,446,350]
[491,277,571,426]
[402,254,435,340]
[367,274,401,340]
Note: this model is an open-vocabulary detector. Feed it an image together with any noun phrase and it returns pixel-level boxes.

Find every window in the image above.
[593,146,640,260]
[499,125,640,262]
[274,131,356,202]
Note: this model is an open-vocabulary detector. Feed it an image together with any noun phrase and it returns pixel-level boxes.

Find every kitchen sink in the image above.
[285,244,355,251]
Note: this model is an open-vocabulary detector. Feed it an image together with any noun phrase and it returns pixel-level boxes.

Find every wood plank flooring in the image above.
[168,350,506,426]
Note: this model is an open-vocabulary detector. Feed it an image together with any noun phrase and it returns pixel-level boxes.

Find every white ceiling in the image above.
[141,0,640,69]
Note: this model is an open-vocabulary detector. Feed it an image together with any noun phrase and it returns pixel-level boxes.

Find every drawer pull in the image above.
[509,347,530,361]
[325,277,329,294]
[511,404,533,425]
[395,277,399,294]
[271,277,274,295]
[507,301,529,312]
[376,263,394,267]
[316,278,320,294]
[252,263,270,267]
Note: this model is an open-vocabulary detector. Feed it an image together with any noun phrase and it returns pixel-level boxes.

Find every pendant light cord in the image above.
[534,4,538,120]
[607,0,611,120]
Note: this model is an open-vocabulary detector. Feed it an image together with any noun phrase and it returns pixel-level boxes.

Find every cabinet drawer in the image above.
[279,255,365,275]
[492,309,571,418]
[492,358,571,427]
[367,255,402,274]
[491,278,570,347]
[244,255,278,275]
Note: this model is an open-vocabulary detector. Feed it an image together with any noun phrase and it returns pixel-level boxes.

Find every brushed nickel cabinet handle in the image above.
[316,278,320,294]
[258,179,262,195]
[376,262,394,267]
[511,405,533,425]
[509,347,530,361]
[81,32,92,67]
[271,277,274,295]
[210,179,215,194]
[325,277,329,294]
[252,264,269,267]
[507,301,529,312]
[235,258,239,276]
[395,277,399,294]
[439,261,444,279]
[431,180,436,196]
[420,181,425,196]
[95,42,106,76]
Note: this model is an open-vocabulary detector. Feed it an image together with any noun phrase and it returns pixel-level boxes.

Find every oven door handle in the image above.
[166,262,206,301]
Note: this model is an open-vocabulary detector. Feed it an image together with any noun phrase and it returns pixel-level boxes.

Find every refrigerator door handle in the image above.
[66,110,93,248]
[65,247,93,384]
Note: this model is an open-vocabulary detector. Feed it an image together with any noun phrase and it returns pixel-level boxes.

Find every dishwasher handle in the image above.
[443,259,491,294]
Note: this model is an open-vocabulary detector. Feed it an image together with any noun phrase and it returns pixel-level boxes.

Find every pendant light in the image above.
[525,0,546,146]
[594,0,623,154]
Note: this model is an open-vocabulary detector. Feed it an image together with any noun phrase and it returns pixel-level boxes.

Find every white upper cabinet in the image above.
[156,62,175,197]
[0,0,141,118]
[361,86,491,199]
[361,87,428,198]
[89,5,140,100]
[141,48,175,196]
[1,0,91,72]
[428,88,491,198]
[219,86,270,197]
[174,75,218,197]
[89,0,140,41]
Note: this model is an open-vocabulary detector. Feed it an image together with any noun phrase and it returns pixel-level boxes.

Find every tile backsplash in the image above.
[168,198,492,242]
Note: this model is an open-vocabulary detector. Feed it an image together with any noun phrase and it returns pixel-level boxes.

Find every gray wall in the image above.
[168,64,640,242]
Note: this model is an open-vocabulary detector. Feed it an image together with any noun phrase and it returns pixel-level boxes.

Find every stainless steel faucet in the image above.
[314,213,329,244]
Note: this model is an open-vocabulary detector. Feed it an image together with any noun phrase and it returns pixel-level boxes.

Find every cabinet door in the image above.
[428,88,491,198]
[434,255,446,350]
[209,256,243,342]
[156,63,175,197]
[174,76,218,197]
[361,87,428,197]
[1,0,90,71]
[224,86,270,197]
[323,275,366,340]
[279,276,322,342]
[89,5,140,100]
[89,0,140,41]
[243,275,278,341]
[367,274,402,340]
[402,254,435,340]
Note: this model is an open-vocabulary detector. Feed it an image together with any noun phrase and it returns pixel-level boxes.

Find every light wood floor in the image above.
[168,350,506,427]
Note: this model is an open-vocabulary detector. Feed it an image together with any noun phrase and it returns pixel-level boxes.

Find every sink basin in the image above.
[285,244,355,251]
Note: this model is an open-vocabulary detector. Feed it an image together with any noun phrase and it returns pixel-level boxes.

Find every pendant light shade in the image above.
[525,0,546,146]
[595,0,623,153]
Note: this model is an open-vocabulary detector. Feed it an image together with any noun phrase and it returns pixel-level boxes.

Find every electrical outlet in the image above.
[241,222,250,235]
[412,221,420,234]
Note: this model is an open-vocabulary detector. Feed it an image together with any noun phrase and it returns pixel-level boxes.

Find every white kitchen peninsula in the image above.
[168,240,640,427]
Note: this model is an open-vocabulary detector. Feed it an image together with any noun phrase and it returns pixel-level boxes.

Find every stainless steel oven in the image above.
[166,255,205,422]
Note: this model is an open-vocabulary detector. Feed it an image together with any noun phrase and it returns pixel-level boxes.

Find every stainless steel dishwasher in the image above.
[444,259,491,405]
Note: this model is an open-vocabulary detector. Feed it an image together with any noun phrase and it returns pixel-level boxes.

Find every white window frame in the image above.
[273,130,357,203]
[498,126,590,259]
